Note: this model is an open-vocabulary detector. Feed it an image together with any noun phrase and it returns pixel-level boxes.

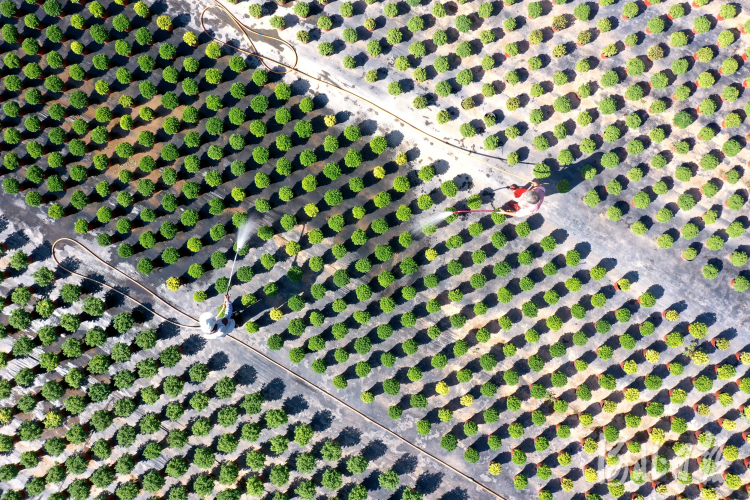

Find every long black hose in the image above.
[199,0,536,182]
[52,237,504,498]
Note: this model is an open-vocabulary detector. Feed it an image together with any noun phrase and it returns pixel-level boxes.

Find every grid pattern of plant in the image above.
[0,232,441,500]
[267,0,750,162]
[0,0,749,497]
[241,0,750,290]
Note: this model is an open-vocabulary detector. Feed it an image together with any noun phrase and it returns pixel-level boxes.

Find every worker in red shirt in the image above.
[499,181,545,217]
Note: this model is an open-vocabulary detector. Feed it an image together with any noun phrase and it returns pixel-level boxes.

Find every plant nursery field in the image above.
[0,0,749,498]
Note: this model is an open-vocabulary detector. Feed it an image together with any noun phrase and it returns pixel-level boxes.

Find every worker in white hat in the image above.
[199,294,235,338]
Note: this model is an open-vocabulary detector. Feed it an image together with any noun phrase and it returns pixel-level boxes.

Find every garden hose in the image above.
[51,238,203,329]
[51,237,503,498]
[53,13,530,486]
[199,0,535,183]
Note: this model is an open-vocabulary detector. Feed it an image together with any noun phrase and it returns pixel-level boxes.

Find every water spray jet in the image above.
[452,210,504,213]
[226,221,254,293]
[218,220,256,318]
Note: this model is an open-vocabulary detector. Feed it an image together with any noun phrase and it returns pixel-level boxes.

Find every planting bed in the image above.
[0,214,498,500]
[0,0,749,498]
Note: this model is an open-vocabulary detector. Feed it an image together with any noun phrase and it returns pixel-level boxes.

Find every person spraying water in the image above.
[453,182,545,217]
[199,220,255,338]
[501,181,545,216]
[199,294,235,338]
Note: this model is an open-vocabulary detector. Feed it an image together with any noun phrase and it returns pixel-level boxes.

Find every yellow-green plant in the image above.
[602,44,618,57]
[624,388,640,402]
[650,428,665,444]
[715,338,730,350]
[585,467,598,482]
[166,277,180,291]
[304,203,319,217]
[561,478,575,491]
[718,393,733,407]
[580,413,593,426]
[157,15,172,30]
[183,31,198,46]
[602,400,618,413]
[583,437,598,453]
[701,486,717,500]
[692,350,709,365]
[646,349,660,363]
[44,411,63,428]
[270,308,283,321]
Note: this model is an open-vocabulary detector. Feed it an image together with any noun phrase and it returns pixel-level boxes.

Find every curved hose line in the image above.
[200,3,299,75]
[199,0,534,182]
[51,238,202,329]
